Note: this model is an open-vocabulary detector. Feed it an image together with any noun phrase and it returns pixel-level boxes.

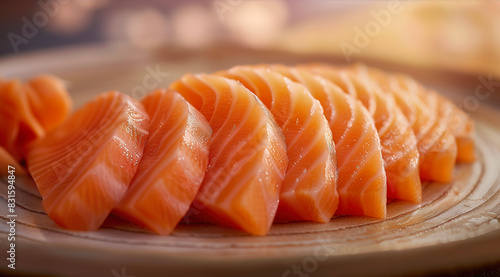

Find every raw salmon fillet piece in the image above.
[0,80,45,161]
[358,65,474,164]
[392,76,458,182]
[115,90,212,235]
[26,91,150,231]
[171,74,288,235]
[299,64,422,204]
[217,66,338,223]
[411,82,475,163]
[351,65,458,183]
[265,66,387,218]
[361,65,474,164]
[0,146,26,176]
[0,75,71,161]
[26,74,72,132]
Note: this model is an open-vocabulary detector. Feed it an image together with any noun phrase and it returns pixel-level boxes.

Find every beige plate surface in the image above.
[1,45,500,277]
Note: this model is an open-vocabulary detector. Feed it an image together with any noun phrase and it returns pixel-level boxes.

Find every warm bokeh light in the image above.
[104,7,169,49]
[171,4,216,49]
[126,8,169,49]
[45,0,110,35]
[222,0,288,48]
[0,0,498,77]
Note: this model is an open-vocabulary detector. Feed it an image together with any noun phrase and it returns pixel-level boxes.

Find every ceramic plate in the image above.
[1,45,500,277]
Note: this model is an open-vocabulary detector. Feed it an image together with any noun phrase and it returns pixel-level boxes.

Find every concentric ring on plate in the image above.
[1,130,499,259]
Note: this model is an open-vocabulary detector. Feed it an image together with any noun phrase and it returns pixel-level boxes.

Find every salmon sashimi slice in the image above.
[0,75,71,161]
[264,66,386,218]
[26,91,150,231]
[351,73,421,203]
[114,90,212,235]
[360,65,473,163]
[170,74,288,235]
[0,80,45,161]
[410,83,475,163]
[443,106,475,163]
[0,146,26,176]
[25,74,72,132]
[392,76,458,182]
[452,114,475,162]
[217,66,338,223]
[298,64,421,203]
[358,66,458,183]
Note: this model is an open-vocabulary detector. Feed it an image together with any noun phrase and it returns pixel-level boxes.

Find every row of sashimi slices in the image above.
[0,64,475,236]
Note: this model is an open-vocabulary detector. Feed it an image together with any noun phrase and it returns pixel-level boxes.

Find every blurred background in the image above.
[0,0,499,78]
[1,1,500,276]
